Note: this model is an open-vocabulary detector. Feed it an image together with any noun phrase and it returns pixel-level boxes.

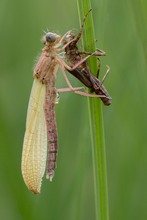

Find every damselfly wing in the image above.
[22,79,47,194]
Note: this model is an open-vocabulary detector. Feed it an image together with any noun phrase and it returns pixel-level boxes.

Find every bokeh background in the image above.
[0,0,147,219]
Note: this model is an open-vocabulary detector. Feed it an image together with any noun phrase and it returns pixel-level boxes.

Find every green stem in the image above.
[77,1,109,220]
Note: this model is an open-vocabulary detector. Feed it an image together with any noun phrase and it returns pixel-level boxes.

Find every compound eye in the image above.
[45,32,56,42]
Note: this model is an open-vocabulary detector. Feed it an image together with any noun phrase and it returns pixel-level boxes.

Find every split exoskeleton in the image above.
[63,10,111,106]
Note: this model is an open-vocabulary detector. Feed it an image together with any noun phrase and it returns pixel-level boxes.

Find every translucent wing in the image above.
[21,78,47,194]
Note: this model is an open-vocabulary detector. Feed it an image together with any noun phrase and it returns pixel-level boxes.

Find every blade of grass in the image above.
[77,1,109,220]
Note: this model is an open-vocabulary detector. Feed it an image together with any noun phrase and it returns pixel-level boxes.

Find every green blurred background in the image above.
[0,0,147,219]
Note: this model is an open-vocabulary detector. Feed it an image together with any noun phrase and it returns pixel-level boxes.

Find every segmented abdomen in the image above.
[44,81,58,181]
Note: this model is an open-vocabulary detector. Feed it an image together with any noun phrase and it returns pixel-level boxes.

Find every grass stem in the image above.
[77,0,109,219]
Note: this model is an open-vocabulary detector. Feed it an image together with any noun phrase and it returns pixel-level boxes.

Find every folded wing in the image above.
[21,78,47,194]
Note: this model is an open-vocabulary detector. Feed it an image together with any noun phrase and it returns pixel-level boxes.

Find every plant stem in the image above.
[77,0,109,220]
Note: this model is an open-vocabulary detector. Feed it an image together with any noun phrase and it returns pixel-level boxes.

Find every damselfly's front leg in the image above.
[54,32,75,51]
[53,31,70,49]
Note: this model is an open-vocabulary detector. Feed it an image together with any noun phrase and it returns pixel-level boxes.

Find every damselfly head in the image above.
[42,32,60,45]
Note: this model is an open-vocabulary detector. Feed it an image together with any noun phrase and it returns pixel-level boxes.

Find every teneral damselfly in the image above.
[21,31,106,194]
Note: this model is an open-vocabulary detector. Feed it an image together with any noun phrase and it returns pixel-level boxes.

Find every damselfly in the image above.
[21,31,106,194]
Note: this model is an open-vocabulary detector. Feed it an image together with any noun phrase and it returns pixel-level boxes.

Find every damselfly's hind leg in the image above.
[57,87,106,98]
